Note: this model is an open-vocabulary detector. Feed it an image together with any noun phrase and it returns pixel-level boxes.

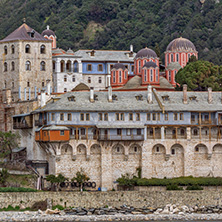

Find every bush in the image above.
[0,187,37,192]
[52,205,64,210]
[186,185,203,190]
[166,184,183,190]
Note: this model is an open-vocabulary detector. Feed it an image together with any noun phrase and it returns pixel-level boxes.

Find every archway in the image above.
[212,144,222,177]
[76,144,87,161]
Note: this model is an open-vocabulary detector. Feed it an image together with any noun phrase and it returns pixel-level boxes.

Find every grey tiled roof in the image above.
[35,90,222,113]
[0,23,50,43]
[74,50,136,62]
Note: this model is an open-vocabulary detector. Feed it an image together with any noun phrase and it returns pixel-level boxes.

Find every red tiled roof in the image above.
[0,23,51,43]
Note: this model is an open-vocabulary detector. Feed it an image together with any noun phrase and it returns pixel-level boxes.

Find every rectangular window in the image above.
[125,65,128,70]
[60,130,64,136]
[191,115,195,121]
[64,88,67,92]
[204,114,209,121]
[68,113,72,121]
[80,113,84,121]
[72,75,75,82]
[98,64,103,72]
[152,113,156,121]
[116,113,119,121]
[174,113,178,121]
[98,77,102,83]
[110,64,113,70]
[131,65,134,72]
[60,113,64,121]
[137,129,141,135]
[164,113,168,121]
[104,113,108,121]
[86,113,90,121]
[120,113,124,121]
[87,64,92,71]
[64,75,67,82]
[51,113,55,121]
[117,129,122,135]
[129,113,133,121]
[98,113,103,121]
[81,128,85,135]
[157,113,160,121]
[147,113,151,121]
[136,113,140,121]
[180,113,184,120]
[88,77,91,83]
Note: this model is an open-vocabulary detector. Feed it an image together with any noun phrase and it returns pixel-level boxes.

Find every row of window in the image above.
[3,61,46,72]
[167,53,193,64]
[3,44,46,55]
[86,64,134,72]
[63,75,102,84]
[144,69,159,82]
[112,71,128,83]
[48,112,184,122]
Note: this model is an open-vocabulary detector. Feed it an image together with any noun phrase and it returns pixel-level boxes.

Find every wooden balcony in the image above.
[35,120,47,127]
[13,122,32,129]
[98,134,144,141]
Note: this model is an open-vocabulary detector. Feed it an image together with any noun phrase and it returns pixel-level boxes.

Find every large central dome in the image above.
[166,37,196,52]
[135,47,157,59]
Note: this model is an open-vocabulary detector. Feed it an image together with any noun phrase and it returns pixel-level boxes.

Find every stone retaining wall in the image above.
[0,191,222,209]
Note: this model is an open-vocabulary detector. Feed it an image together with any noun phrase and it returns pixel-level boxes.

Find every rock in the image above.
[172,207,180,214]
[45,208,60,215]
[38,209,43,214]
[87,211,92,215]
[131,211,141,215]
[178,212,185,216]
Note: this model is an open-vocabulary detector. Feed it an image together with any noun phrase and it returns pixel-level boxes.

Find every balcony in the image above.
[35,120,47,127]
[13,122,32,129]
[98,134,144,141]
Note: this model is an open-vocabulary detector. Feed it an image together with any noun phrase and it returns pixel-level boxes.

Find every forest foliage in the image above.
[0,0,222,64]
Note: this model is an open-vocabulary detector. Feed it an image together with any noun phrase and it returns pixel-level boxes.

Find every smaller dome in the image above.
[41,25,56,37]
[166,37,196,52]
[135,47,157,59]
[67,48,74,55]
[113,63,126,70]
[166,62,181,70]
[143,61,157,69]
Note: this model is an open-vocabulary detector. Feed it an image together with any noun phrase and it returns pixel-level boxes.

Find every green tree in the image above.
[46,174,67,191]
[0,131,20,161]
[0,168,9,187]
[72,168,89,192]
[175,60,222,91]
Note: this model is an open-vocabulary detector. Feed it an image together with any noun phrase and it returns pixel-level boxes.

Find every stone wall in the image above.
[0,191,222,209]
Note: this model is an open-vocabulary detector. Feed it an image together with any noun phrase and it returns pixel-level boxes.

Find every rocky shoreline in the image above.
[2,204,222,221]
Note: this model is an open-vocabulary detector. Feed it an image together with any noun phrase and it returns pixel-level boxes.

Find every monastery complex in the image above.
[0,22,221,191]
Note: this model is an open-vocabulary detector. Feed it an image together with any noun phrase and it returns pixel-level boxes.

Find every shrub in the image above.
[166,184,183,190]
[0,187,37,192]
[52,204,64,210]
[186,185,203,190]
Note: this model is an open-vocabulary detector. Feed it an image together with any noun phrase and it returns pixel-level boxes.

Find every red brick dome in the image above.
[166,37,196,52]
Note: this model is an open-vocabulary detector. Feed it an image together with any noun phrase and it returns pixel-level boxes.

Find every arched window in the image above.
[60,60,64,72]
[64,75,67,82]
[188,53,191,59]
[125,70,127,79]
[169,72,171,81]
[167,54,170,65]
[138,60,141,73]
[11,45,15,54]
[72,75,75,82]
[194,129,198,136]
[11,61,15,71]
[25,61,31,71]
[156,69,158,82]
[74,61,78,72]
[4,62,7,72]
[25,44,30,53]
[113,71,116,83]
[171,54,174,62]
[40,45,46,54]
[40,61,46,71]
[176,54,179,62]
[4,46,7,55]
[150,69,153,82]
[144,69,147,82]
[119,72,122,83]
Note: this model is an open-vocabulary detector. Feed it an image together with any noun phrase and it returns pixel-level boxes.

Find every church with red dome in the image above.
[110,37,198,89]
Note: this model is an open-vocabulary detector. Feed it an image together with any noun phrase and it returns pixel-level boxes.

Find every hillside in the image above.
[0,0,222,64]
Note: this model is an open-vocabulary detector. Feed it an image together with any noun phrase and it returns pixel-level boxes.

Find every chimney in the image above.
[208,87,212,104]
[46,79,51,96]
[147,85,152,104]
[90,87,94,102]
[40,91,46,107]
[108,86,112,102]
[183,84,188,104]
[130,44,133,52]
